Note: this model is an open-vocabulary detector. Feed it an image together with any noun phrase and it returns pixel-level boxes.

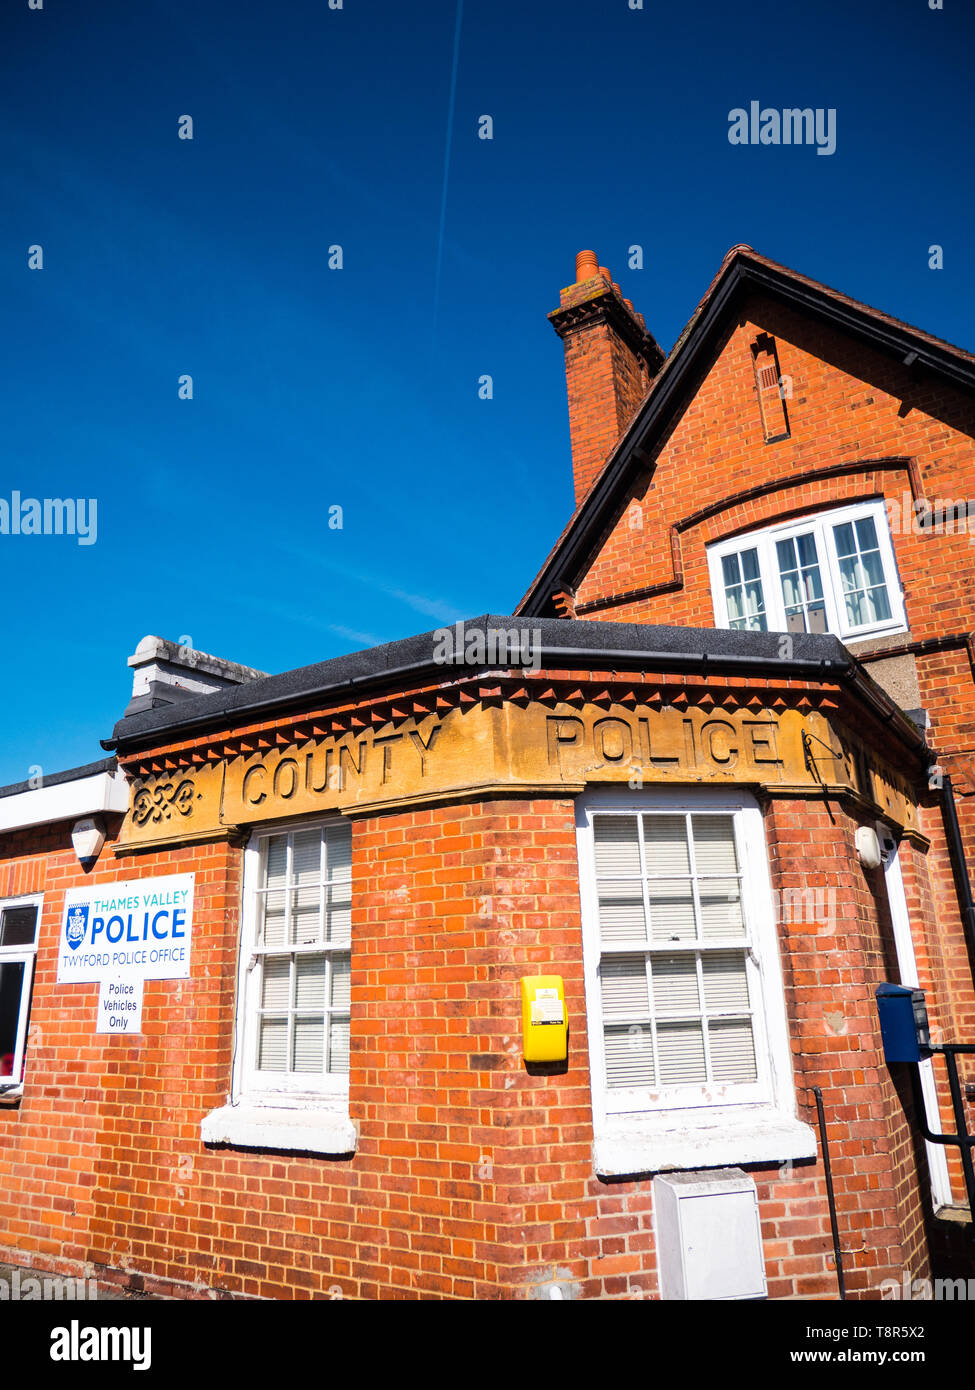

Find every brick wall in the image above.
[0,785,940,1299]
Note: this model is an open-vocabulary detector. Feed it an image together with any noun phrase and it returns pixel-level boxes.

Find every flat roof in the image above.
[103,614,858,753]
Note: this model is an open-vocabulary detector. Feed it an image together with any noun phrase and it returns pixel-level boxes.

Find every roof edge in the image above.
[98,615,929,766]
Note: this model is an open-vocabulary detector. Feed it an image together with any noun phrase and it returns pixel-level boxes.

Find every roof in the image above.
[516,245,975,617]
[101,614,927,761]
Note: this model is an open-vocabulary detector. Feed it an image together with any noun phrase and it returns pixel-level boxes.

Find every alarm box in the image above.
[521,975,567,1062]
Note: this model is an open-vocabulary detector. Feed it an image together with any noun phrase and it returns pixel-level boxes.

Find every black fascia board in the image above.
[100,612,915,756]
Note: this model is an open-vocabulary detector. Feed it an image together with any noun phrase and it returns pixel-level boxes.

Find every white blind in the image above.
[328,1019,350,1075]
[258,1017,286,1071]
[702,951,750,1011]
[593,811,758,1090]
[604,1025,655,1088]
[261,956,290,1010]
[594,815,641,877]
[330,955,351,1011]
[651,953,700,1014]
[253,823,352,1077]
[326,825,352,944]
[292,829,323,945]
[642,815,690,874]
[657,1021,706,1084]
[710,1019,757,1082]
[293,1017,324,1073]
[700,881,745,939]
[295,954,326,1008]
[692,815,738,874]
[598,881,647,943]
[600,954,650,1019]
[261,834,288,948]
[648,880,696,942]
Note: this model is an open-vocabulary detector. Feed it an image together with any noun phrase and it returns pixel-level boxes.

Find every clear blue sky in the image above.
[1,0,972,785]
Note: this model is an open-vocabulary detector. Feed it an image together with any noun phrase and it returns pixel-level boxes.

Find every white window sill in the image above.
[594,1110,817,1177]
[0,1085,23,1105]
[201,1101,356,1156]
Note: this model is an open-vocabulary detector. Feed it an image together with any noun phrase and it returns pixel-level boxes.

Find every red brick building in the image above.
[2,246,975,1300]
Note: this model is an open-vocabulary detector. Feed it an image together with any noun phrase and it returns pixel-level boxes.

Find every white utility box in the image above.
[653,1168,767,1300]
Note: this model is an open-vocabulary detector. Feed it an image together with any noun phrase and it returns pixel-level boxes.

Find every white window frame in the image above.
[0,893,43,1096]
[879,822,953,1211]
[201,817,356,1156]
[707,499,907,642]
[577,789,815,1174]
[236,818,351,1105]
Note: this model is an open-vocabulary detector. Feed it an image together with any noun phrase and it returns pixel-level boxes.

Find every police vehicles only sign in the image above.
[58,874,194,985]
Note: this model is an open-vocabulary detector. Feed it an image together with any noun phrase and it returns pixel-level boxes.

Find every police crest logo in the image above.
[65,903,89,951]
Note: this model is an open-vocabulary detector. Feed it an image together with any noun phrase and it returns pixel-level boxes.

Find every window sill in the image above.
[593,1110,816,1177]
[0,1085,23,1106]
[201,1100,356,1156]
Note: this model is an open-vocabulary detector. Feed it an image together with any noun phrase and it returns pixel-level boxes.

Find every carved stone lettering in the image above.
[118,700,921,851]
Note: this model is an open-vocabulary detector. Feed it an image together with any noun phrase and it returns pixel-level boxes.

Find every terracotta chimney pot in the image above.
[575,250,599,282]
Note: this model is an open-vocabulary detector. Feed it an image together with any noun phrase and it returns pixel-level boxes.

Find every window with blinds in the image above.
[592,812,759,1095]
[251,823,351,1079]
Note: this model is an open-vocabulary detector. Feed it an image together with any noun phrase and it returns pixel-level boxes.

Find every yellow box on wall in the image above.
[521,975,567,1062]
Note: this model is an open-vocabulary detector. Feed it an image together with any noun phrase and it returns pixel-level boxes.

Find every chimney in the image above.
[124,636,268,717]
[549,251,664,505]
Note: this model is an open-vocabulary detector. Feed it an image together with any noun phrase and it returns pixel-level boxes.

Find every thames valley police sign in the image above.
[58,874,195,984]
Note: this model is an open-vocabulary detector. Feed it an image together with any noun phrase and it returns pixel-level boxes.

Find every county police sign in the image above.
[58,874,195,983]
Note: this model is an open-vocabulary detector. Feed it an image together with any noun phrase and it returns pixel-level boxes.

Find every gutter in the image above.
[102,652,477,754]
[937,774,975,987]
[102,638,927,763]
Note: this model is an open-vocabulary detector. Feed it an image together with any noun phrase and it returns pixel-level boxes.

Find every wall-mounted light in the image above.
[71,816,106,870]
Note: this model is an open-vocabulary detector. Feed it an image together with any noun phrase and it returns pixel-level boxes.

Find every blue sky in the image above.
[1,0,972,784]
